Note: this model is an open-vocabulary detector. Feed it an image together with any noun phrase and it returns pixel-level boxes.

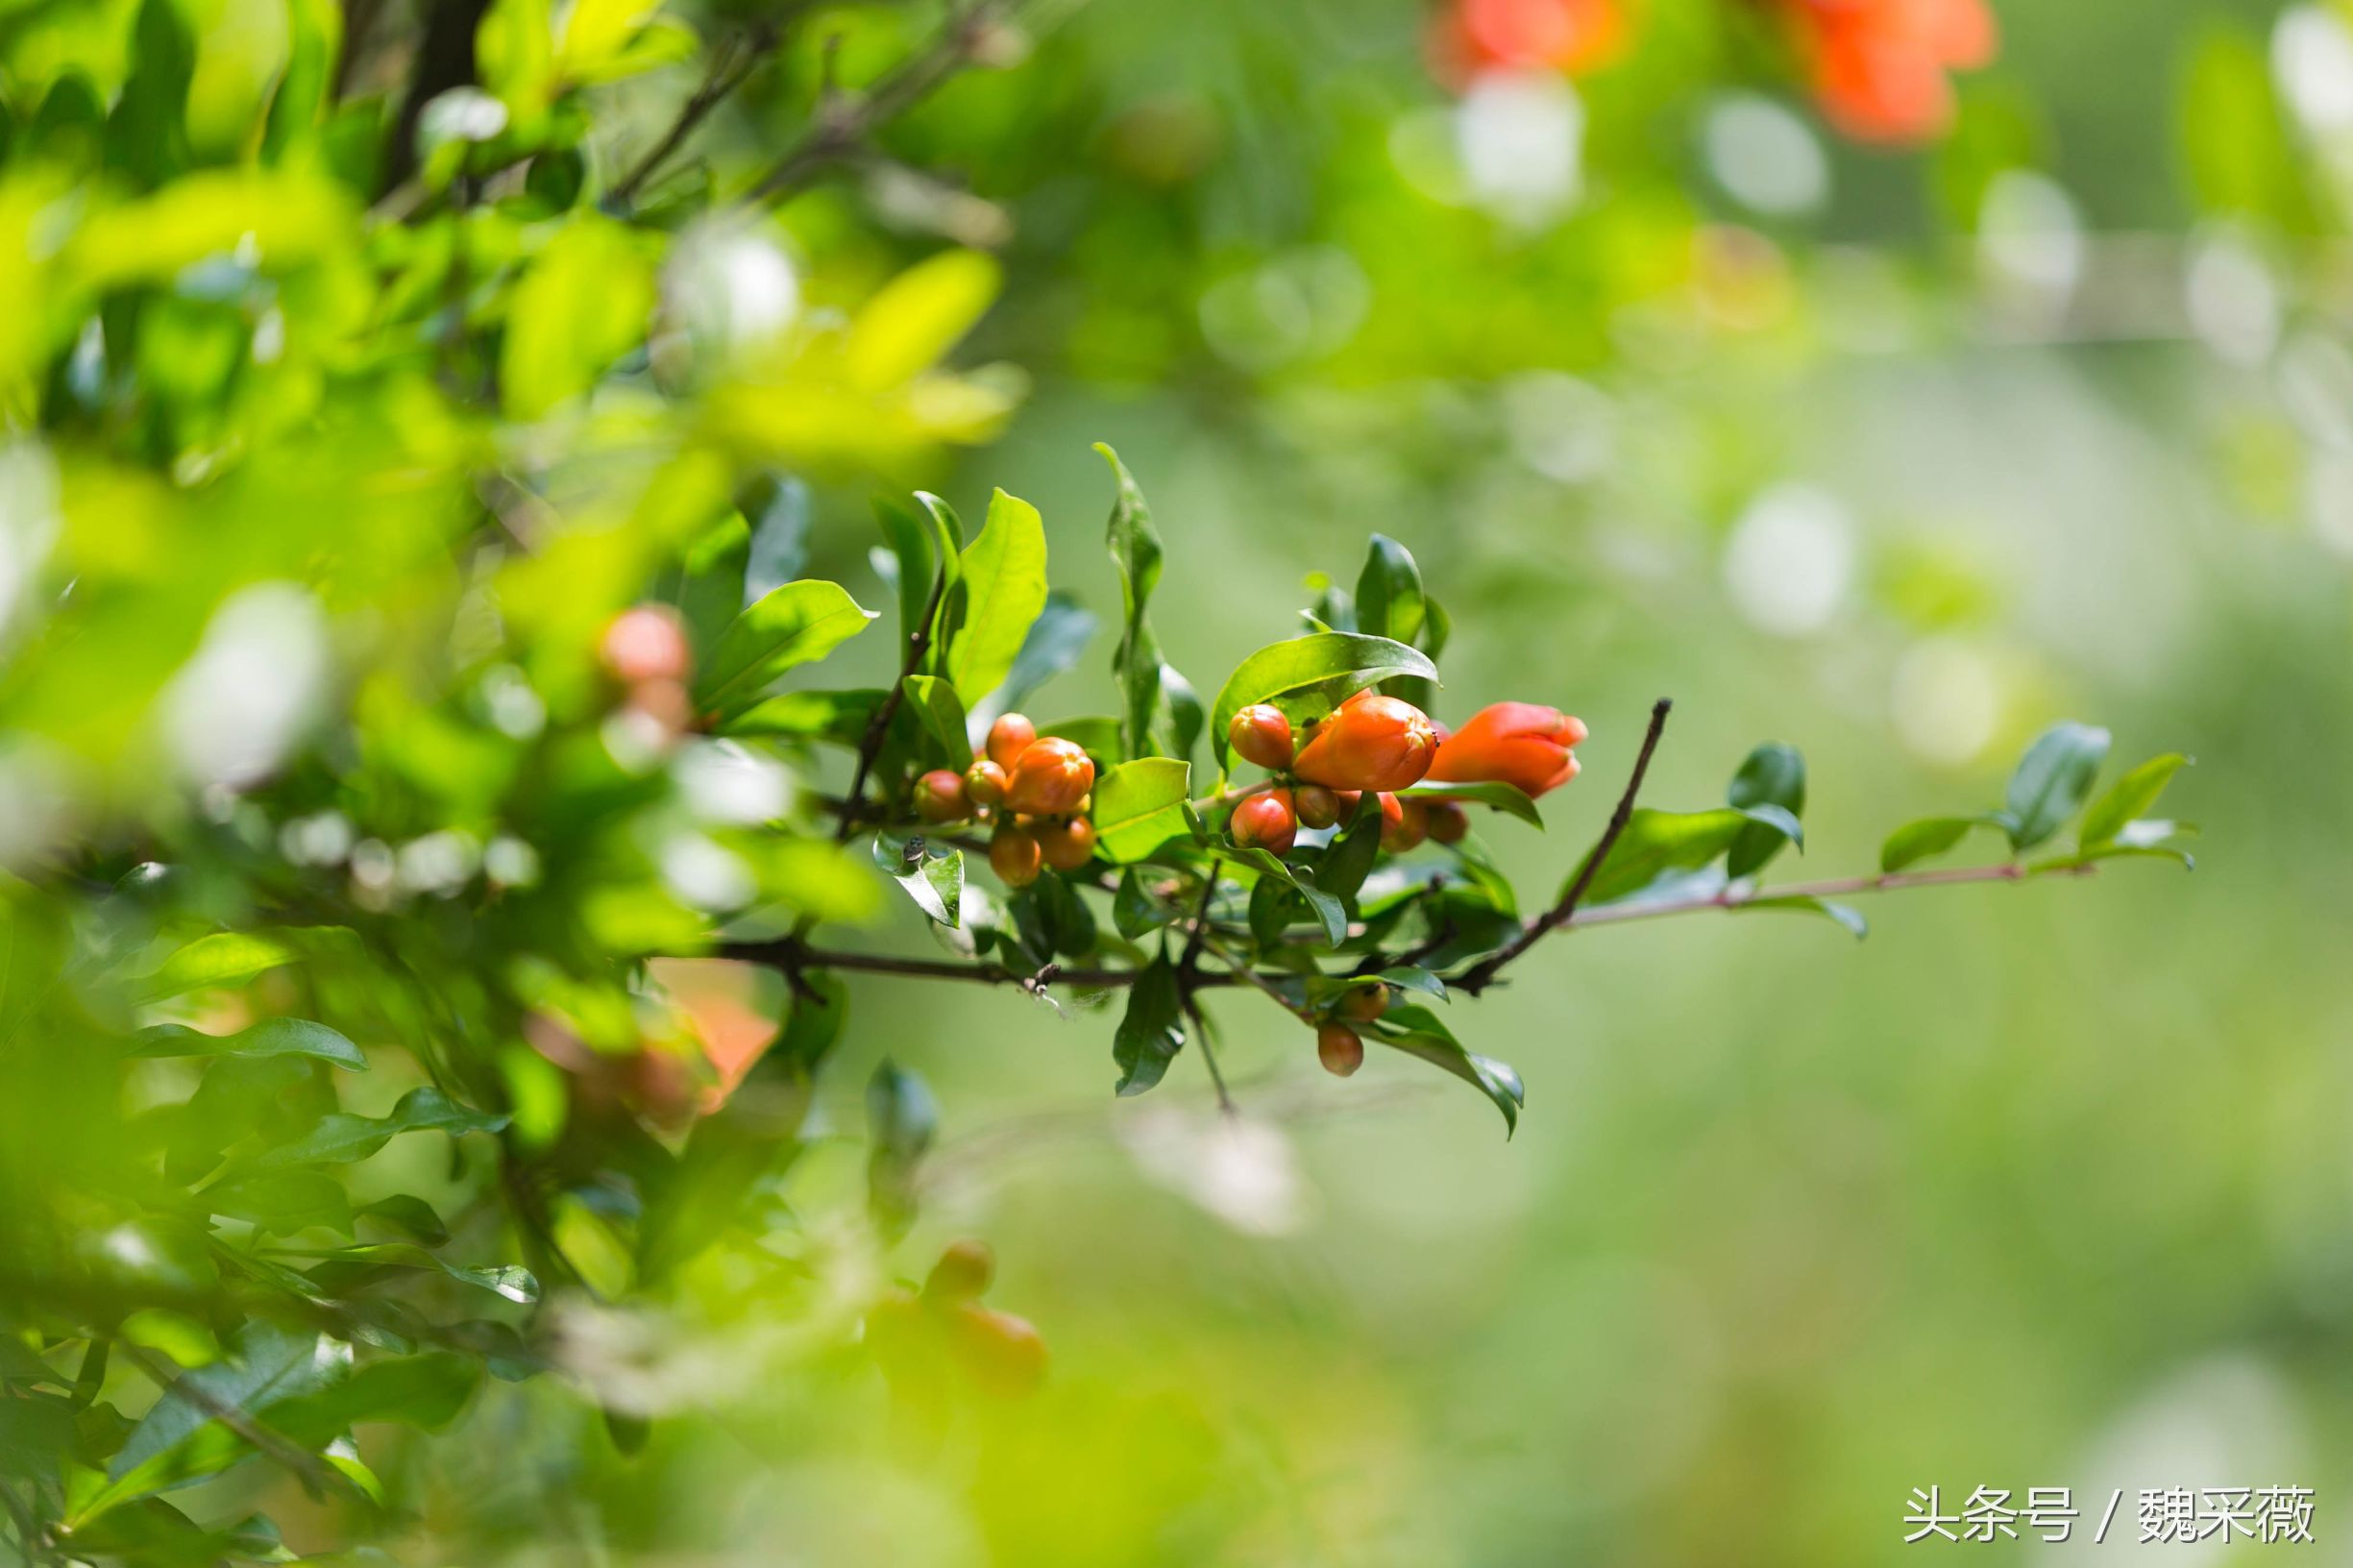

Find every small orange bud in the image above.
[924,1239,994,1304]
[1228,704,1295,771]
[916,770,971,822]
[1004,737,1095,817]
[1426,702,1589,797]
[1336,984,1388,1022]
[1229,788,1298,855]
[990,821,1042,887]
[964,759,1008,808]
[1426,799,1470,845]
[946,1303,1047,1398]
[986,713,1037,771]
[1292,691,1439,793]
[1382,796,1429,852]
[1316,1022,1364,1078]
[1037,817,1098,871]
[600,604,691,685]
[1294,784,1341,830]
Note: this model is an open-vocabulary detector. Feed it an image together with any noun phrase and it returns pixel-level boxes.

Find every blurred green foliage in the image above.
[0,0,2346,1559]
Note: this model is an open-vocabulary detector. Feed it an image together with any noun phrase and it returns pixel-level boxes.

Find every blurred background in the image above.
[11,0,2353,1557]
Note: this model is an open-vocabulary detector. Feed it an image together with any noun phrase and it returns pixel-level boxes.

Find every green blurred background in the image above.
[15,0,2353,1556]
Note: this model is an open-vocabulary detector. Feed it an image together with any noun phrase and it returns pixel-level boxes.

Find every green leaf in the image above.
[1317,793,1386,906]
[873,494,946,661]
[872,836,962,927]
[1113,869,1175,940]
[205,1172,353,1236]
[1229,849,1347,946]
[975,592,1096,731]
[846,249,1001,391]
[1998,722,2111,852]
[1726,743,1805,877]
[238,1089,508,1175]
[501,216,653,419]
[1879,815,1996,874]
[264,1353,479,1446]
[1097,445,1168,762]
[695,580,877,719]
[866,1060,937,1238]
[1378,966,1448,1001]
[1209,633,1439,767]
[1740,894,1867,939]
[2078,752,2191,849]
[299,1246,539,1304]
[1399,780,1542,827]
[1353,535,1426,647]
[900,674,971,772]
[1091,758,1192,863]
[1368,1004,1523,1136]
[127,932,299,1005]
[1112,955,1186,1097]
[1162,663,1206,764]
[1577,807,1794,907]
[720,688,884,745]
[946,490,1049,704]
[355,1195,449,1246]
[741,476,811,604]
[128,1018,365,1071]
[109,1323,345,1485]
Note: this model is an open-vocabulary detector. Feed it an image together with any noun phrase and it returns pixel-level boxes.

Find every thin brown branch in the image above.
[112,1342,369,1507]
[610,14,797,208]
[1180,992,1235,1116]
[1455,698,1672,995]
[725,936,1260,991]
[836,567,950,845]
[1561,858,2090,928]
[738,0,1016,207]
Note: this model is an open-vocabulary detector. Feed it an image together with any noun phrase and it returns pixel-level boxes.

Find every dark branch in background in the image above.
[382,0,493,192]
[739,0,1022,207]
[1456,698,1673,995]
[608,12,798,208]
[836,568,949,844]
[724,934,1272,991]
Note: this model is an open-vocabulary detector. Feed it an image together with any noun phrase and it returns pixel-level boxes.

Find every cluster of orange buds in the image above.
[1787,0,1997,143]
[914,713,1098,888]
[598,604,697,739]
[1221,691,1585,857]
[866,1239,1047,1400]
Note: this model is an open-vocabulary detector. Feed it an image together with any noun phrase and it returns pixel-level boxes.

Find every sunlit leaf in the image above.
[1091,758,1191,863]
[946,489,1048,704]
[2078,752,2190,849]
[1209,633,1438,767]
[695,579,877,719]
[128,1018,365,1071]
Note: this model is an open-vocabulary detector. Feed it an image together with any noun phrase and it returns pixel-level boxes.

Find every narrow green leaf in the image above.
[1399,780,1542,827]
[1091,758,1192,863]
[127,933,298,1005]
[1098,444,1167,762]
[1229,848,1347,945]
[718,687,884,745]
[2078,752,2191,849]
[128,1018,365,1071]
[1112,955,1186,1097]
[1210,633,1439,767]
[1317,792,1386,906]
[1999,721,2112,851]
[1740,894,1868,939]
[238,1089,507,1175]
[1113,868,1176,941]
[109,1324,344,1483]
[946,489,1048,704]
[1576,808,1755,907]
[300,1245,539,1304]
[899,674,970,772]
[1354,535,1426,647]
[1879,815,1994,874]
[695,580,877,719]
[1726,743,1805,877]
[1368,1004,1523,1136]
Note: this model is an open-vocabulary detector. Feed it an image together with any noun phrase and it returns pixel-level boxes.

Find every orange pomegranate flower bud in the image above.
[1230,789,1297,856]
[1336,983,1389,1022]
[1228,704,1295,771]
[1003,736,1094,817]
[986,713,1037,771]
[916,770,971,823]
[964,759,1008,808]
[1426,702,1589,796]
[600,604,691,685]
[990,821,1042,887]
[1293,784,1342,830]
[1426,799,1470,845]
[1036,817,1097,871]
[1291,692,1439,793]
[924,1239,994,1305]
[946,1304,1047,1398]
[1316,1022,1364,1078]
